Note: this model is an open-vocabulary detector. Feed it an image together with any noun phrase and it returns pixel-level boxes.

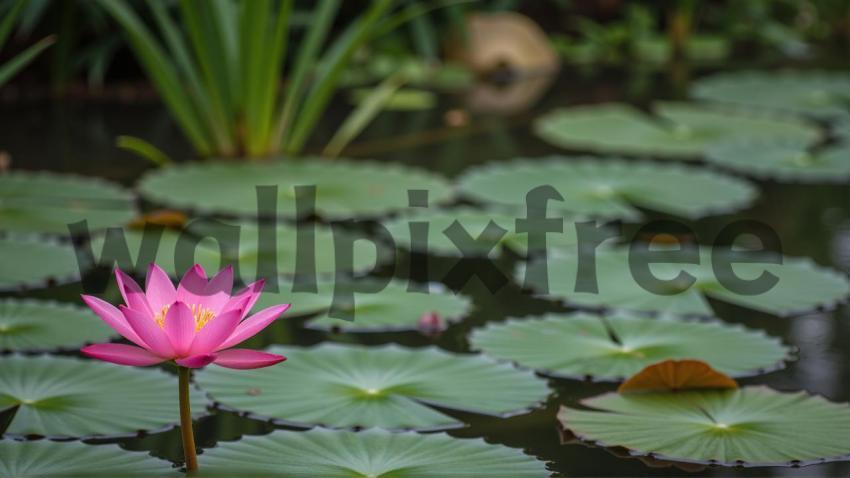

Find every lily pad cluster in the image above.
[457,157,757,221]
[533,102,821,159]
[0,160,555,474]
[7,68,850,474]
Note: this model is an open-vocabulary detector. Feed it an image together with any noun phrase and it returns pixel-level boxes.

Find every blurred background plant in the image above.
[5,0,848,87]
[2,0,848,159]
[0,0,125,92]
[0,0,53,88]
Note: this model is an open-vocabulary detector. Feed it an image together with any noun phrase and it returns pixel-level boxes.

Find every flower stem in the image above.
[178,366,198,473]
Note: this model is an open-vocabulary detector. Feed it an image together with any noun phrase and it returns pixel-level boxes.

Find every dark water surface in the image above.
[2,65,850,477]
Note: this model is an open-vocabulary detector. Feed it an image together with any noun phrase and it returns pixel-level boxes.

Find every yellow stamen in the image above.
[152,303,216,331]
[154,305,170,328]
[191,304,216,332]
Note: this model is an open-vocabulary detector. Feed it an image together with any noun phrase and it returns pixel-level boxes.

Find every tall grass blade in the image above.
[374,0,474,38]
[0,34,53,87]
[178,0,236,154]
[255,0,292,153]
[409,13,438,60]
[271,0,340,152]
[323,72,407,158]
[0,0,26,50]
[286,0,395,154]
[146,0,217,146]
[240,0,275,155]
[116,135,174,167]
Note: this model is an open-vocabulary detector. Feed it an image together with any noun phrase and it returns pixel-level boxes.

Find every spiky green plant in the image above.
[99,0,396,158]
[0,0,54,87]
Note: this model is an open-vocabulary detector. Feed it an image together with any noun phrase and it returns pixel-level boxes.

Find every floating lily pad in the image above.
[533,103,821,159]
[384,207,590,257]
[307,279,472,332]
[469,313,790,381]
[0,299,114,352]
[692,71,850,119]
[252,277,336,318]
[0,235,82,292]
[0,440,175,477]
[457,158,757,221]
[200,427,547,477]
[137,159,453,219]
[195,343,549,430]
[520,248,850,317]
[0,172,136,235]
[835,118,850,141]
[0,355,207,438]
[558,386,850,467]
[89,222,385,281]
[705,141,850,183]
[254,278,471,331]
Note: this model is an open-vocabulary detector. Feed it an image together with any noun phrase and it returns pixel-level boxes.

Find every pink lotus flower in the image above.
[81,264,289,370]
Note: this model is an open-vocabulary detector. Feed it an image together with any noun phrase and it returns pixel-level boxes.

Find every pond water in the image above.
[2,64,850,476]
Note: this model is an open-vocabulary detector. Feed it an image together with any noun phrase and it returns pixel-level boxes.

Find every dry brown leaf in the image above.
[618,359,738,393]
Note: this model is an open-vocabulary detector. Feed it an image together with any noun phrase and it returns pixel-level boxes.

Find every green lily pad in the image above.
[0,299,115,352]
[0,440,175,477]
[307,278,472,332]
[137,159,453,219]
[457,158,757,221]
[0,172,136,235]
[89,222,385,281]
[0,235,83,292]
[520,247,850,317]
[252,277,336,318]
[254,278,470,331]
[195,343,549,430]
[706,141,850,183]
[0,355,207,438]
[199,427,547,477]
[384,206,591,257]
[558,386,850,467]
[692,70,850,119]
[533,102,821,159]
[469,313,790,381]
[835,117,850,141]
